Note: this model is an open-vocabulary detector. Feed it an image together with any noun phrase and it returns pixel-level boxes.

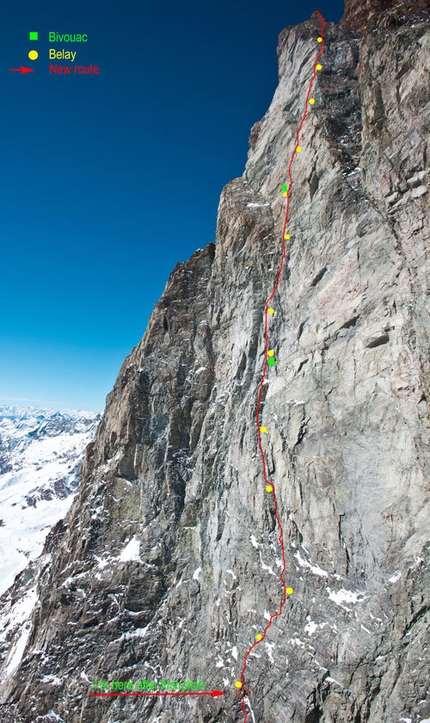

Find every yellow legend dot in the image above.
[284,233,290,240]
[268,350,274,357]
[256,633,263,641]
[316,63,323,70]
[282,191,287,197]
[296,146,302,153]
[286,587,294,595]
[260,426,267,433]
[265,485,273,492]
[268,308,275,315]
[317,36,323,42]
[235,681,243,689]
[28,50,38,60]
[309,98,315,105]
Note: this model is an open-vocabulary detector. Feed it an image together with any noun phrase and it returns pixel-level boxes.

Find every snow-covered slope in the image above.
[0,407,100,596]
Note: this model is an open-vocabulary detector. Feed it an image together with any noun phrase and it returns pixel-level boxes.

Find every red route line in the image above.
[240,11,326,722]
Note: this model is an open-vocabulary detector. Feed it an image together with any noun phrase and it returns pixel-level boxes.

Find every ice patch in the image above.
[94,555,110,570]
[244,696,257,723]
[259,551,276,576]
[246,202,270,208]
[295,551,328,577]
[326,676,342,687]
[34,711,65,722]
[250,534,259,549]
[119,536,141,562]
[281,399,306,406]
[304,620,318,636]
[192,567,202,581]
[231,646,238,661]
[40,674,63,685]
[265,641,275,663]
[122,626,149,639]
[327,587,365,610]
[389,571,401,584]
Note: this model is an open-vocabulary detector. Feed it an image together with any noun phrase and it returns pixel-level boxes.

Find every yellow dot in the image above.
[282,191,287,197]
[309,98,315,105]
[265,485,273,492]
[316,63,322,70]
[268,308,275,315]
[286,587,294,595]
[256,633,263,641]
[267,350,274,357]
[284,233,290,240]
[28,50,38,60]
[317,36,323,42]
[260,426,267,433]
[296,146,302,153]
[235,681,243,689]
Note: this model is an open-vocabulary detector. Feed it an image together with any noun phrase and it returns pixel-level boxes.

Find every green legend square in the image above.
[29,31,38,40]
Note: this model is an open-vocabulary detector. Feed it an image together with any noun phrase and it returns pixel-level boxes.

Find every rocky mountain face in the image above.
[0,3,429,722]
[0,408,100,597]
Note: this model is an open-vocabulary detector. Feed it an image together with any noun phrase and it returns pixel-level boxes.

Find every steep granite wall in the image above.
[0,3,429,722]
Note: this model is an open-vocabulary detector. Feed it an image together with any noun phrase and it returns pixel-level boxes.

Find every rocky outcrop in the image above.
[340,0,430,33]
[0,2,429,722]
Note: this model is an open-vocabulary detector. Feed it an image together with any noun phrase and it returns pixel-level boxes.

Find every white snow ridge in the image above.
[0,406,99,596]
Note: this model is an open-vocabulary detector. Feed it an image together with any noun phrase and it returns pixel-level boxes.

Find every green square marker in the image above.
[29,31,38,40]
[282,184,288,192]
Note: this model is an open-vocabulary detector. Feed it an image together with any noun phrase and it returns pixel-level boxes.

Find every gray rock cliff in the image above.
[0,2,429,722]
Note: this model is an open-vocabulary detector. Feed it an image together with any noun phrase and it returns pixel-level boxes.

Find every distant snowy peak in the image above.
[0,407,100,596]
[0,406,99,421]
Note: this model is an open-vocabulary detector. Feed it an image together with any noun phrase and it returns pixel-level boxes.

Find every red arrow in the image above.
[89,690,225,698]
[9,67,34,74]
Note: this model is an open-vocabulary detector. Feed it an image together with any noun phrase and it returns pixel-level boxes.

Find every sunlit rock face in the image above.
[0,3,429,722]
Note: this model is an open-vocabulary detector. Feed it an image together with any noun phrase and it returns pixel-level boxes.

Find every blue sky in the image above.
[1,0,344,412]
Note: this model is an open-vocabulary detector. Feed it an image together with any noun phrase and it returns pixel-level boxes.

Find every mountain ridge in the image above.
[0,407,99,596]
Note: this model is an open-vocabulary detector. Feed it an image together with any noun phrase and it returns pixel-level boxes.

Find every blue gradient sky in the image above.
[1,0,344,412]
